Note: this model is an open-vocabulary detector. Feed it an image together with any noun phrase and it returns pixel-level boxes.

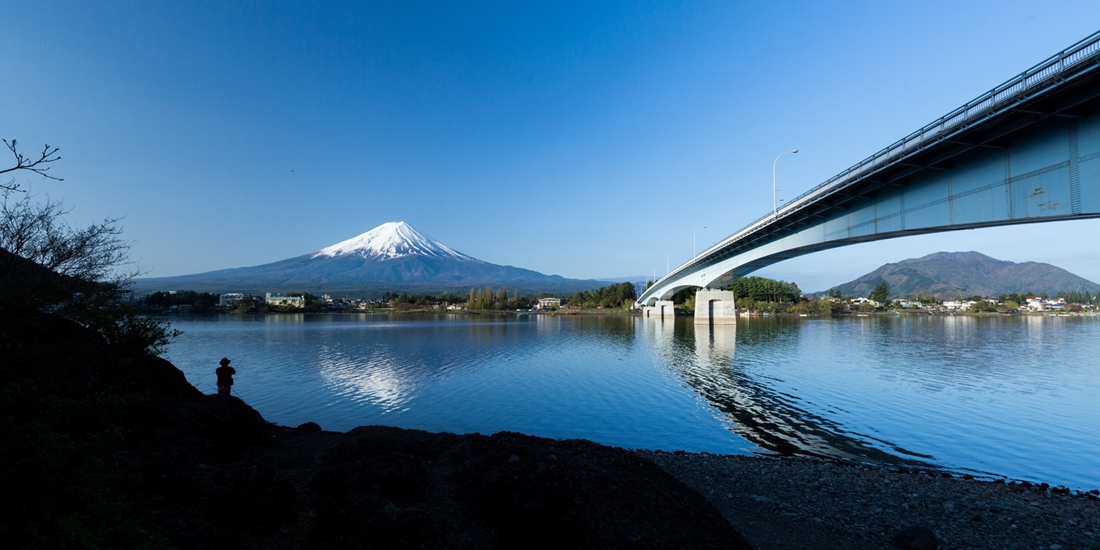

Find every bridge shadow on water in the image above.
[642,317,940,471]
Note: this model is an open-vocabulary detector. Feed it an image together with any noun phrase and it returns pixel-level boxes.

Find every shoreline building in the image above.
[265,293,305,308]
[219,293,246,308]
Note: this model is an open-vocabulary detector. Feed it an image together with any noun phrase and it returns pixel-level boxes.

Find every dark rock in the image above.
[123,354,205,398]
[296,421,322,432]
[892,524,939,550]
[309,426,754,550]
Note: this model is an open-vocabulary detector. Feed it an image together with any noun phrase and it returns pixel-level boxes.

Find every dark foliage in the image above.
[0,176,178,359]
[727,276,801,303]
[141,290,220,312]
[567,281,637,309]
[467,286,532,310]
[869,281,889,303]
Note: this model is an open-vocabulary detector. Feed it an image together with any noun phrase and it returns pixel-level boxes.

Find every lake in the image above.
[163,313,1100,491]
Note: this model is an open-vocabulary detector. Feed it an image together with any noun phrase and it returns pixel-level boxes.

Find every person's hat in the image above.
[220,358,231,365]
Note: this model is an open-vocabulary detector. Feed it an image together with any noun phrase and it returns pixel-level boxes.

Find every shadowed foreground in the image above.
[0,311,750,549]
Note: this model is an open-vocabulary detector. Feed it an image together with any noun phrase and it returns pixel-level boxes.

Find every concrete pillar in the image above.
[694,289,736,325]
[644,300,676,318]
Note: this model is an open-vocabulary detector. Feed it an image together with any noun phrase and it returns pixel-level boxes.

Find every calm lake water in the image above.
[163,313,1100,491]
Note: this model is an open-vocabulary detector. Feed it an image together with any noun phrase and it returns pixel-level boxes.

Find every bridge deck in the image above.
[639,30,1100,306]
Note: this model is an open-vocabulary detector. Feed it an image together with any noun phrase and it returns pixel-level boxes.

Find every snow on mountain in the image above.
[313,221,474,261]
[132,221,607,295]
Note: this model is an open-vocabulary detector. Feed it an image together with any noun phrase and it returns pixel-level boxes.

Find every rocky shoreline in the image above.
[640,450,1100,550]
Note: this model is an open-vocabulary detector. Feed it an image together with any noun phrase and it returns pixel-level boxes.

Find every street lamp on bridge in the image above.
[693,226,706,257]
[773,149,798,219]
[666,253,676,276]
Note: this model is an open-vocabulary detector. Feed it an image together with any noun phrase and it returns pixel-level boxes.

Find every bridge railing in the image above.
[736,29,1100,243]
[647,30,1100,298]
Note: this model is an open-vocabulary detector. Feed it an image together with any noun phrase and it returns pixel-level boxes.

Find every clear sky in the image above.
[4,1,1100,293]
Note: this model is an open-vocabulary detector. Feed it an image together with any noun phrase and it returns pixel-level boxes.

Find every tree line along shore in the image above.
[135,277,1098,317]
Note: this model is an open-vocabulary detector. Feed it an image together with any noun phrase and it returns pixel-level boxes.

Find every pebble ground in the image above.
[637,451,1100,550]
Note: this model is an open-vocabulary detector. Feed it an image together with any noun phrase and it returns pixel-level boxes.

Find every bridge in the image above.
[639,31,1100,322]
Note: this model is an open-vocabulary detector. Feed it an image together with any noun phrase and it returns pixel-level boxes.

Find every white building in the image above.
[849,297,881,308]
[265,293,305,308]
[1025,297,1066,311]
[536,297,561,310]
[1025,297,1048,311]
[942,300,975,311]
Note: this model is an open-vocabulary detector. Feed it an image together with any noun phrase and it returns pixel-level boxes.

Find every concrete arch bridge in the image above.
[639,31,1100,323]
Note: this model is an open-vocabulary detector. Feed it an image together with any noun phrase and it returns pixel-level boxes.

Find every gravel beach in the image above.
[638,450,1100,550]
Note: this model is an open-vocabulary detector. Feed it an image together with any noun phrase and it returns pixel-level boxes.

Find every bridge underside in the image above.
[641,110,1100,307]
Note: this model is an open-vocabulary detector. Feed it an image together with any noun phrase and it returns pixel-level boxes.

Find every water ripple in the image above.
[165,313,1100,490]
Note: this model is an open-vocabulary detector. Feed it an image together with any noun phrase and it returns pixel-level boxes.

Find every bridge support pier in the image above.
[694,289,736,325]
[643,300,676,319]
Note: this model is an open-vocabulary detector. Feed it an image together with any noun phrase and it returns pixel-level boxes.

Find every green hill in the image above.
[821,251,1100,299]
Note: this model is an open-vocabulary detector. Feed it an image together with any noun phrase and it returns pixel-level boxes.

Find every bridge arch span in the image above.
[638,31,1100,309]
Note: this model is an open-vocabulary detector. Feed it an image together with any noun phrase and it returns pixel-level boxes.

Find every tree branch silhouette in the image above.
[1,139,63,190]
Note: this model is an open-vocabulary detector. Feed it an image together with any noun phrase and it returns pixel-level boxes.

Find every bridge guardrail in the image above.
[727,30,1100,249]
[770,30,1100,227]
[649,30,1100,295]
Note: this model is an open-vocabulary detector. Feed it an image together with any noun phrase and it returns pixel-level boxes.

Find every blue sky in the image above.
[4,1,1100,292]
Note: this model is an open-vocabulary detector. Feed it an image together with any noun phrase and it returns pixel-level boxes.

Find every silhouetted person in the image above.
[216,357,236,396]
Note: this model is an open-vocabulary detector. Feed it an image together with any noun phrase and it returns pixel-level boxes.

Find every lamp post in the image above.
[773,149,798,219]
[666,253,675,276]
[693,226,707,257]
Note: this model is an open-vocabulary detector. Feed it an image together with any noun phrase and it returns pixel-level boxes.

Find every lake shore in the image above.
[7,310,1098,548]
[640,449,1100,550]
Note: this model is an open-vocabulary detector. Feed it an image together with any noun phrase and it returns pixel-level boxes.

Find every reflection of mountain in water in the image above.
[316,314,639,415]
[319,344,419,412]
[317,316,541,412]
[644,317,935,469]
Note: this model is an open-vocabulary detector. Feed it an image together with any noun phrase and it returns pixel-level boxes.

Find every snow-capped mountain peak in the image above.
[313,221,473,261]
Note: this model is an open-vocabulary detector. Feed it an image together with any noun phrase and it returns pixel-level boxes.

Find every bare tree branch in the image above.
[1,139,63,191]
[0,143,174,356]
[0,191,135,285]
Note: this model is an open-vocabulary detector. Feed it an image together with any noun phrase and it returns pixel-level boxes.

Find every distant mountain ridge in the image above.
[133,222,605,296]
[820,251,1100,299]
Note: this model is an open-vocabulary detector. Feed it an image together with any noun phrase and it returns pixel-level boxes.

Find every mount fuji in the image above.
[132,222,604,295]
